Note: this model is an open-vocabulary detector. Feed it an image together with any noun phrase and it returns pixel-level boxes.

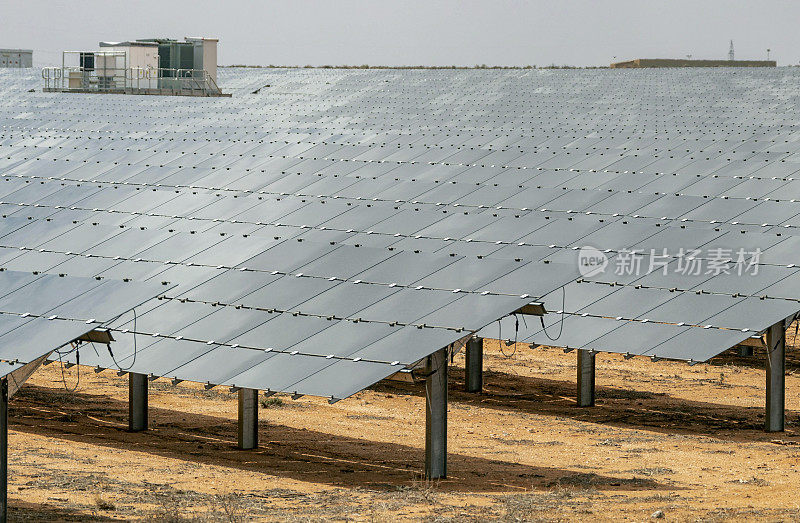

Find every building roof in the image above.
[100,41,158,48]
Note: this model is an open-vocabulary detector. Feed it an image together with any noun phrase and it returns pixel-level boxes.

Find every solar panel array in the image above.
[0,268,165,378]
[1,66,799,399]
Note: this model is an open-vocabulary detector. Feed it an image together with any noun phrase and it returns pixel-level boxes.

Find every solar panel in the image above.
[1,65,800,400]
[0,268,165,366]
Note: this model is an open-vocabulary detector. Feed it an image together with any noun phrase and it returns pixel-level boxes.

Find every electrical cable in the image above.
[500,314,519,358]
[541,285,566,342]
[105,307,138,372]
[56,342,80,392]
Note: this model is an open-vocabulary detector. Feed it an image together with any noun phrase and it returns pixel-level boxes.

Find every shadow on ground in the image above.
[9,384,667,505]
[373,347,798,441]
[10,499,117,521]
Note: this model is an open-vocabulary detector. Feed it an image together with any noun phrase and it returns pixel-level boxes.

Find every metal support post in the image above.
[577,349,595,407]
[465,337,483,393]
[1,378,7,523]
[766,321,786,432]
[425,347,448,479]
[128,373,148,432]
[238,388,258,450]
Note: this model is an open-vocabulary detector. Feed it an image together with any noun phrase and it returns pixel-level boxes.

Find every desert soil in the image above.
[5,330,800,521]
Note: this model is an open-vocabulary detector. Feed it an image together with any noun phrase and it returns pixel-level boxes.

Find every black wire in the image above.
[106,307,138,372]
[497,318,502,345]
[104,307,129,326]
[500,314,519,358]
[450,337,469,361]
[53,307,141,391]
[57,343,80,392]
[541,285,566,342]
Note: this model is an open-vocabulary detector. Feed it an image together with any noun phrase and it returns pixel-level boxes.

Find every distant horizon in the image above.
[3,1,797,68]
[218,63,783,69]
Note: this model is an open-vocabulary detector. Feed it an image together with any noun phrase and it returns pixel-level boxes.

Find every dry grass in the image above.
[6,336,800,521]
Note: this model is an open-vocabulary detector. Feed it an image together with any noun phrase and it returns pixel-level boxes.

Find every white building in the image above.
[0,49,33,68]
[186,37,218,86]
[99,41,159,88]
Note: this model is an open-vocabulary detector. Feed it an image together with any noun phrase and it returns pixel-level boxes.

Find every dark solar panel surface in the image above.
[0,66,798,399]
[0,268,166,374]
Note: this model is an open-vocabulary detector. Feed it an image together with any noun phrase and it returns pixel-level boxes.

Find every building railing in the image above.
[42,66,222,95]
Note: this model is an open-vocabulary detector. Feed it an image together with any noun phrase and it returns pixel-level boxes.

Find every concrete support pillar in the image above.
[128,373,148,432]
[425,347,448,479]
[738,346,754,357]
[1,378,7,523]
[238,388,258,450]
[577,349,595,407]
[464,337,483,393]
[765,322,786,432]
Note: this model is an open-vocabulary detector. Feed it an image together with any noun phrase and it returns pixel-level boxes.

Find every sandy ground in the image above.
[5,331,800,522]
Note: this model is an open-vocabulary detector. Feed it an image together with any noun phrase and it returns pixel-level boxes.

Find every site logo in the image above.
[578,246,608,277]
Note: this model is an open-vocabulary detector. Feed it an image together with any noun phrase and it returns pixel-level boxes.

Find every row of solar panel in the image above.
[3,134,799,168]
[1,67,799,400]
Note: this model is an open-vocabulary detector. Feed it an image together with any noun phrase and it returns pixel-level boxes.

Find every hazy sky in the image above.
[3,0,799,67]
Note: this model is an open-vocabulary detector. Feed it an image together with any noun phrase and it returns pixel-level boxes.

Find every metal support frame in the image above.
[577,349,595,407]
[465,337,483,393]
[7,352,51,398]
[237,388,258,450]
[128,373,148,432]
[0,354,50,521]
[765,321,786,432]
[1,378,7,523]
[425,347,448,479]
